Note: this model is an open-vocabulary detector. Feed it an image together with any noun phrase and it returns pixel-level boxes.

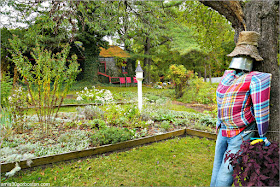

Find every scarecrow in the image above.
[210,31,272,187]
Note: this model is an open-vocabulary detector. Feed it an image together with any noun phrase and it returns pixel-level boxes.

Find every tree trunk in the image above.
[203,62,207,82]
[13,66,18,86]
[208,63,212,84]
[200,1,279,141]
[144,37,151,84]
[243,1,279,142]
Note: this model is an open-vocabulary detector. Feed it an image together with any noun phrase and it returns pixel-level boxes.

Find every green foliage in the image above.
[115,57,127,68]
[76,105,104,120]
[168,64,193,98]
[91,127,134,146]
[160,120,172,131]
[89,119,106,129]
[6,86,29,133]
[181,77,217,104]
[9,37,80,131]
[0,108,13,148]
[0,73,13,107]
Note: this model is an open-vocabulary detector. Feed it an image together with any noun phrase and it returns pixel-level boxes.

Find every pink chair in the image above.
[133,77,137,84]
[119,77,126,87]
[125,77,132,87]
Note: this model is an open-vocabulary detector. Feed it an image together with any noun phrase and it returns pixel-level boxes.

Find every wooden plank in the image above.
[22,102,136,109]
[185,128,217,140]
[1,129,186,173]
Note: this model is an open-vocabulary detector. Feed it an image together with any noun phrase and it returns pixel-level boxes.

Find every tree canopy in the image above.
[1,0,236,83]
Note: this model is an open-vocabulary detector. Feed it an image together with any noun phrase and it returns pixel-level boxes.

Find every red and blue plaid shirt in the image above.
[216,70,271,137]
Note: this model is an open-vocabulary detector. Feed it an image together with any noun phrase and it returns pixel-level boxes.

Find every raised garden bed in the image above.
[1,128,216,173]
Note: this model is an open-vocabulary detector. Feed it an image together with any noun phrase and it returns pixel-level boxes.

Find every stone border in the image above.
[1,128,216,173]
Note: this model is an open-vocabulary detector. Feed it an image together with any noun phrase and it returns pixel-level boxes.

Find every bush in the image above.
[225,140,279,186]
[76,105,104,120]
[88,119,106,129]
[9,38,80,129]
[167,64,193,98]
[0,74,13,107]
[160,120,172,131]
[181,77,217,104]
[91,127,134,146]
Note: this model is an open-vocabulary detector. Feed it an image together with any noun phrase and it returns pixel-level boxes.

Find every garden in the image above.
[1,0,279,186]
[1,76,218,175]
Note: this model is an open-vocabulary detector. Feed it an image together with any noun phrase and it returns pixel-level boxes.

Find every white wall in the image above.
[205,77,222,83]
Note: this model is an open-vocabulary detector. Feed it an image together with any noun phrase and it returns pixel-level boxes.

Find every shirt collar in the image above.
[233,70,246,78]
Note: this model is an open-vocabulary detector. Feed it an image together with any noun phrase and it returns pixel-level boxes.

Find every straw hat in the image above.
[227,31,263,61]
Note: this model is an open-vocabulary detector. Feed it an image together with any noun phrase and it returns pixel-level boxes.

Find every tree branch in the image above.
[200,1,245,32]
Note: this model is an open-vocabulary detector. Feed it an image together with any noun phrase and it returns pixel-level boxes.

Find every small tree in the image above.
[9,36,80,134]
[168,64,193,98]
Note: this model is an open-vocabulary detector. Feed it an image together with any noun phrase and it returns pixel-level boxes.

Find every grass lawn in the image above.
[1,136,215,186]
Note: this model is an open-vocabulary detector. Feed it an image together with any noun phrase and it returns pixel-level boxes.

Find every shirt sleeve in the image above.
[250,72,272,137]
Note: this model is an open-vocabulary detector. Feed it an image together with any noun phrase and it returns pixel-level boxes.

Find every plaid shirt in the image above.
[216,70,271,137]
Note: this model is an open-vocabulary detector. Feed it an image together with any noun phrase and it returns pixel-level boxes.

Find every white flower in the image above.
[76,96,83,101]
[84,87,88,90]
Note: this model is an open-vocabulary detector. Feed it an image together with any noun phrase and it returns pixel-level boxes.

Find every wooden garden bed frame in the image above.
[1,128,216,173]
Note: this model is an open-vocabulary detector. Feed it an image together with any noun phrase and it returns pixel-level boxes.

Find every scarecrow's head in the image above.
[227,31,263,72]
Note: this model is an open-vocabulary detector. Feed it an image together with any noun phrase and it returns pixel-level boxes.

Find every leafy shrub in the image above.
[181,77,218,104]
[115,116,129,126]
[198,114,216,127]
[76,105,104,120]
[160,120,172,131]
[57,130,92,144]
[225,141,279,186]
[91,127,134,146]
[88,119,106,129]
[0,73,13,107]
[172,118,190,127]
[9,38,80,129]
[167,64,194,98]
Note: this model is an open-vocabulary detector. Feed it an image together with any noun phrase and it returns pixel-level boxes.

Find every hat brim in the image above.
[227,45,263,61]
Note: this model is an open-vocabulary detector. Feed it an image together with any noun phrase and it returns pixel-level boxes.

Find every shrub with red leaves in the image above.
[225,140,279,186]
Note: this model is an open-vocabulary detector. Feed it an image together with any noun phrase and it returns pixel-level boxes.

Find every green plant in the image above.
[91,127,134,146]
[198,114,216,127]
[182,77,218,104]
[88,119,106,129]
[160,120,172,131]
[167,64,193,98]
[226,141,279,186]
[6,86,29,133]
[0,73,13,107]
[9,37,80,134]
[115,57,127,68]
[172,118,190,127]
[0,107,13,148]
[76,87,114,104]
[76,105,104,120]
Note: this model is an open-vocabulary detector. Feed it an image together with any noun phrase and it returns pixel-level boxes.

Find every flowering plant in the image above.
[76,86,114,104]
